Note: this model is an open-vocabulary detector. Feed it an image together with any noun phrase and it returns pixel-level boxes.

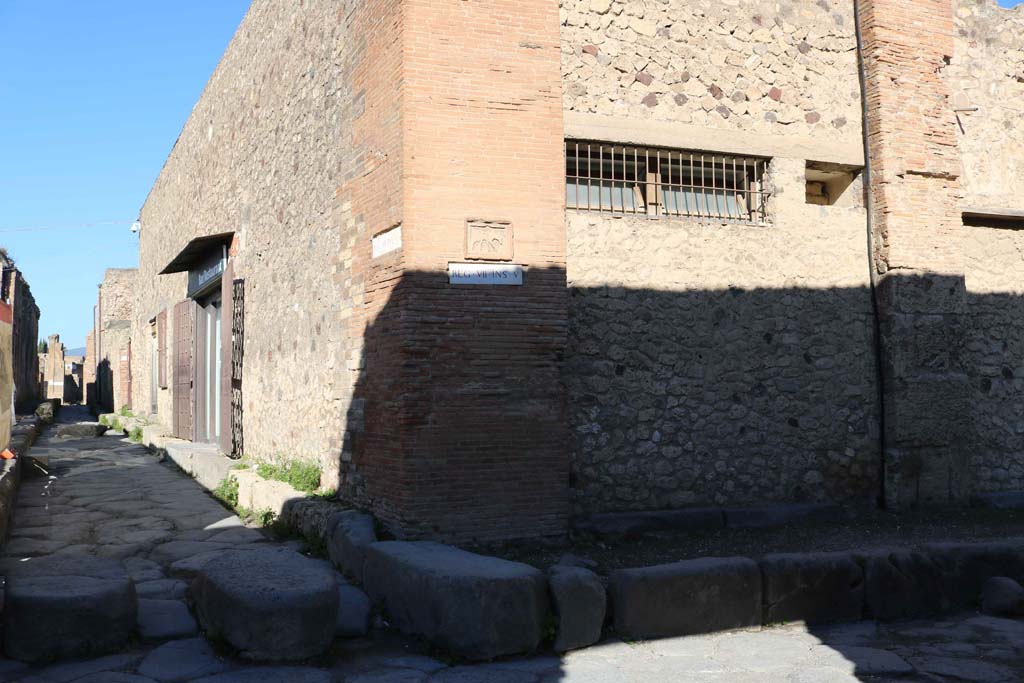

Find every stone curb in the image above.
[0,414,41,548]
[315,502,1024,657]
[156,440,324,524]
[0,457,21,545]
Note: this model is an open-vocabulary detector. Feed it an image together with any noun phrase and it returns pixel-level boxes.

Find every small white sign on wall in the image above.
[372,225,402,258]
[448,262,524,286]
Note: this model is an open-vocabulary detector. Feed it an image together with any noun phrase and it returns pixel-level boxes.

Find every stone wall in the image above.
[560,0,862,140]
[560,0,878,514]
[949,0,1024,211]
[97,269,136,413]
[134,0,364,474]
[964,224,1024,493]
[84,331,96,408]
[42,335,64,402]
[955,0,1024,496]
[9,269,39,409]
[565,158,879,514]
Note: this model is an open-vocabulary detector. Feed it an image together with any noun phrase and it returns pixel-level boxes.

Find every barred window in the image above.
[565,141,770,224]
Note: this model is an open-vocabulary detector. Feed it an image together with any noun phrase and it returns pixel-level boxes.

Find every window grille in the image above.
[565,141,770,223]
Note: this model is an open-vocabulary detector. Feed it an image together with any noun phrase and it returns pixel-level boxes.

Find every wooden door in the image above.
[172,299,195,440]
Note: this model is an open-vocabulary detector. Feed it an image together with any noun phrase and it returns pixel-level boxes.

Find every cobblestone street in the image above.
[0,409,1020,681]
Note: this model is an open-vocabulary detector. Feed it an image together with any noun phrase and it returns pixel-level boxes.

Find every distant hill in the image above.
[65,347,86,356]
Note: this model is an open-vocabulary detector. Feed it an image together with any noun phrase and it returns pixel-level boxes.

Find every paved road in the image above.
[1,407,1022,682]
[2,613,1022,682]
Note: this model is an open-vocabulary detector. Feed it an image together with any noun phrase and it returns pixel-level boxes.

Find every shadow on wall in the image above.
[273,265,1024,680]
[329,266,1024,539]
[334,266,571,542]
[94,358,113,414]
[62,373,81,405]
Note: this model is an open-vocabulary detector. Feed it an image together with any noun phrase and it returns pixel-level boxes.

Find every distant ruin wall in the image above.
[10,270,39,408]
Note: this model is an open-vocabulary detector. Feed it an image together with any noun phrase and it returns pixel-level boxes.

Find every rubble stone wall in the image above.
[956,1,1024,495]
[560,0,862,140]
[964,224,1024,493]
[565,158,879,514]
[949,0,1024,211]
[560,0,877,513]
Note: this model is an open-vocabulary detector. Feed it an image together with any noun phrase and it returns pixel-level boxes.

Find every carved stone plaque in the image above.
[465,219,513,261]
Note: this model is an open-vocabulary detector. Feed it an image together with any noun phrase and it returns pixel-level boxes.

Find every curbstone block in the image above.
[760,552,864,625]
[326,511,377,582]
[548,565,606,652]
[980,576,1024,617]
[724,503,844,529]
[861,549,947,620]
[925,540,1024,612]
[363,541,549,660]
[610,556,761,639]
[336,584,372,637]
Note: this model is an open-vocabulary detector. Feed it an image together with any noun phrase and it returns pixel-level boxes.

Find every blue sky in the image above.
[0,1,251,349]
[0,1,1020,348]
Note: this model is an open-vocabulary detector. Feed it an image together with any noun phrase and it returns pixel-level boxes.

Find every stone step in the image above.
[3,554,137,663]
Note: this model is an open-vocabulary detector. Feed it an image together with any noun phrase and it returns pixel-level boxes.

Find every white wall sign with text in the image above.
[448,262,524,286]
[371,225,403,258]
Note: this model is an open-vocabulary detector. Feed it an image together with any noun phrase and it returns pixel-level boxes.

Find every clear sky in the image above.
[0,1,1020,348]
[0,1,251,349]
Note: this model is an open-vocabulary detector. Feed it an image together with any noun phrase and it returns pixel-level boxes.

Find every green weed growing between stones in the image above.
[129,427,143,443]
[213,476,240,509]
[256,460,322,493]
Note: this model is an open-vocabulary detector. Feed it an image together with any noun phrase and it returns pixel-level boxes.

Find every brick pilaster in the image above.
[857,0,970,507]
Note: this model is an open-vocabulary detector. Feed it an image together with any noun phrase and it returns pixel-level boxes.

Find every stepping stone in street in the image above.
[192,548,339,661]
[55,422,109,439]
[3,555,137,663]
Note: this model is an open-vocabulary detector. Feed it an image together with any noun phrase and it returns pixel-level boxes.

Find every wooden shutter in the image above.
[229,278,245,458]
[157,310,168,389]
[172,300,195,440]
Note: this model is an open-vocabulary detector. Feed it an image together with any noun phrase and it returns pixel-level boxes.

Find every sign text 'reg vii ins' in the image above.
[447,262,524,286]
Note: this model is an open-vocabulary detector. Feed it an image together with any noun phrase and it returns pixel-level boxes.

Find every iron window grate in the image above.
[565,140,770,224]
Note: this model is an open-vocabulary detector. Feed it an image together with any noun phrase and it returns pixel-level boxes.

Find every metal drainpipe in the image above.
[853,0,888,510]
